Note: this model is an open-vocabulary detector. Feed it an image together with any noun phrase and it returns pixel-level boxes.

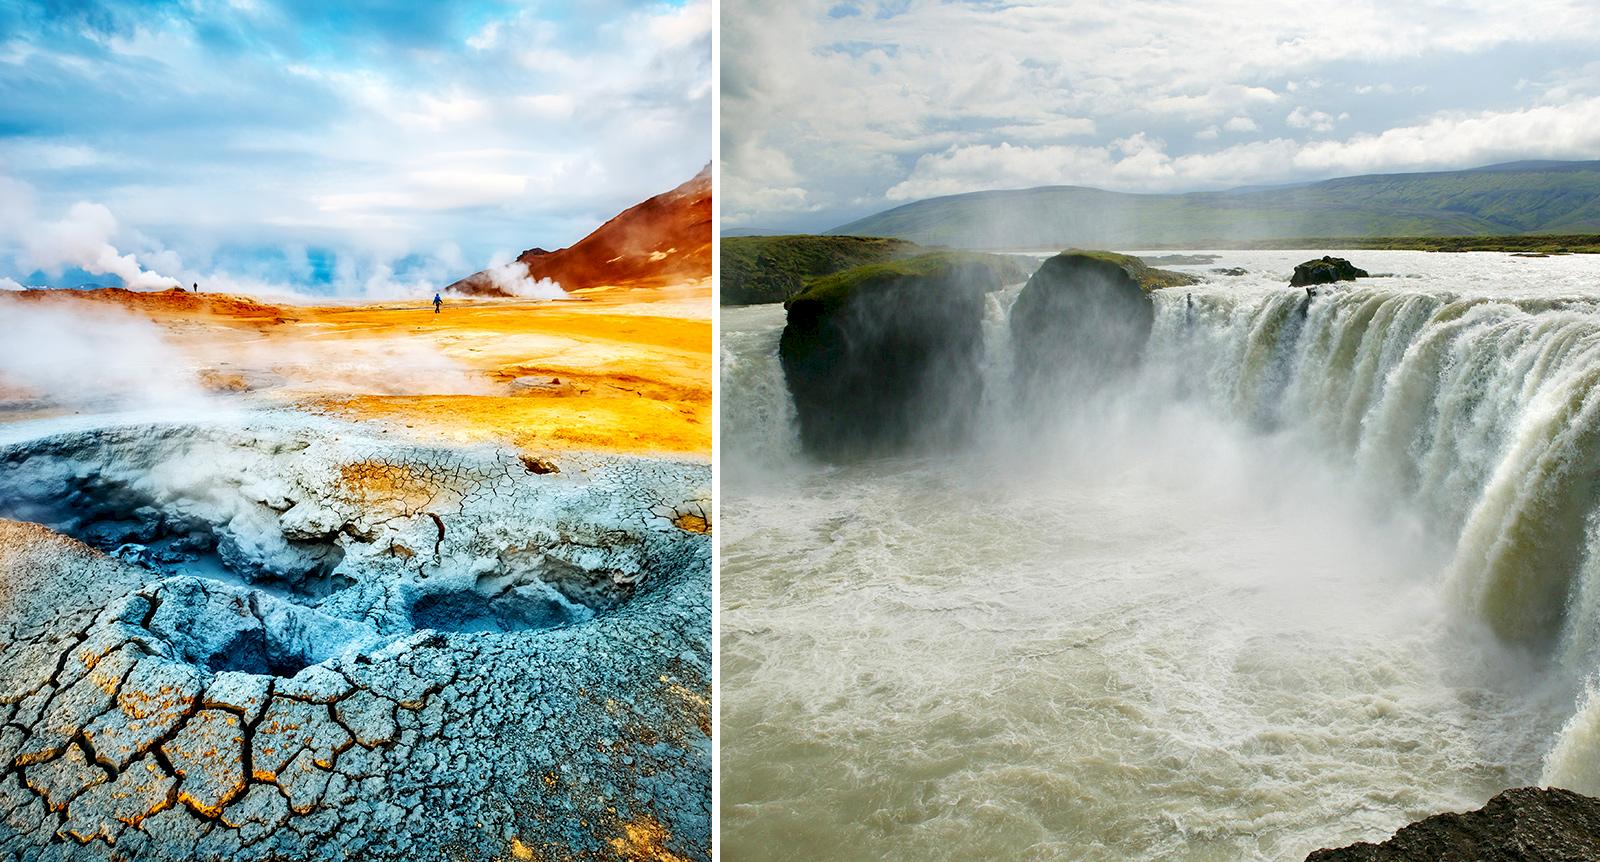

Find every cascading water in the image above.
[1148,283,1600,653]
[722,250,1600,861]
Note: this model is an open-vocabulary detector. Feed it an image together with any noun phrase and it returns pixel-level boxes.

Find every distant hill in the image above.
[723,227,795,237]
[721,235,921,305]
[830,161,1600,248]
[10,286,283,319]
[449,165,711,296]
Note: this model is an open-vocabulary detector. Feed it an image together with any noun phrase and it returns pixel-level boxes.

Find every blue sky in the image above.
[722,0,1600,231]
[0,0,710,294]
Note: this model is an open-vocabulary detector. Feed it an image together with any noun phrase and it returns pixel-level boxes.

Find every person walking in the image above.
[433,292,443,314]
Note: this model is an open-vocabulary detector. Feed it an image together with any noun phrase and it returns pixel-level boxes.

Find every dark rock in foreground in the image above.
[1011,251,1196,397]
[779,251,1029,459]
[1291,255,1369,287]
[1306,787,1600,861]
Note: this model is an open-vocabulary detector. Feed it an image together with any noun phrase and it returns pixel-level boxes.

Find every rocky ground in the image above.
[3,283,711,456]
[1306,787,1600,861]
[0,281,712,859]
[0,419,710,860]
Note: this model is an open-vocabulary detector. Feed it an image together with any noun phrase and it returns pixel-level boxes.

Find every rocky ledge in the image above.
[1306,787,1600,861]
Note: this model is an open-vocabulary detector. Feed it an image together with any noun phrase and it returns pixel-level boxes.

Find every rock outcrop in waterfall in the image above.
[1290,256,1369,287]
[777,252,1028,459]
[1011,251,1196,398]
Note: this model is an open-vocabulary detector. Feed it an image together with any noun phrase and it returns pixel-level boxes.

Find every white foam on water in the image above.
[721,250,1600,860]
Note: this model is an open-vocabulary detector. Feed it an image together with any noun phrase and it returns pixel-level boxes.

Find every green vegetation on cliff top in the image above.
[1239,234,1600,253]
[786,251,1032,311]
[721,234,921,305]
[1052,250,1199,292]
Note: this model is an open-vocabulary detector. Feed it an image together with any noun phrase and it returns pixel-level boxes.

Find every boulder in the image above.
[1010,251,1196,397]
[778,252,1030,459]
[1305,787,1600,861]
[1291,256,1369,287]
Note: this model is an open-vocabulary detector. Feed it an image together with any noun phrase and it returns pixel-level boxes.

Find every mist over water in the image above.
[720,251,1600,860]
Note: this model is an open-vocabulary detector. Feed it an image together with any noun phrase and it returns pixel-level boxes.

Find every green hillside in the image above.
[721,234,921,305]
[829,161,1600,249]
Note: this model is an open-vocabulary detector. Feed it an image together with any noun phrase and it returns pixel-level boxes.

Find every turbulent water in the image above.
[720,250,1600,860]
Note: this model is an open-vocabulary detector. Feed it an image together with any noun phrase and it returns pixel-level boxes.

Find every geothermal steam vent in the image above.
[0,419,710,859]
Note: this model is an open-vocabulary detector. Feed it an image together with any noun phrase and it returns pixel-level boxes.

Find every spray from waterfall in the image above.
[723,253,1600,800]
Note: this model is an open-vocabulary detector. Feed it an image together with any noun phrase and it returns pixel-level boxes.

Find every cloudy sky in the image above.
[723,0,1600,231]
[0,0,709,294]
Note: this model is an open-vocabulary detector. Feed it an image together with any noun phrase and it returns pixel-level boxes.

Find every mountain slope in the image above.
[449,165,711,295]
[830,161,1600,248]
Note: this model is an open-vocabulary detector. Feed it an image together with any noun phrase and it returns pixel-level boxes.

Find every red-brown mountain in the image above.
[448,165,711,296]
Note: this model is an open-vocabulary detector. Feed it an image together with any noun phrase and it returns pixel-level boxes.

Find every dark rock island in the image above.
[1291,255,1370,287]
[1011,251,1196,397]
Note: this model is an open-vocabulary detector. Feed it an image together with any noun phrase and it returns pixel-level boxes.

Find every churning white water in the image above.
[720,250,1600,860]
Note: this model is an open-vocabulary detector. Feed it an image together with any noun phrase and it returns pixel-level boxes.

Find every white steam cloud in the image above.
[483,259,570,300]
[0,173,471,300]
[0,295,209,409]
[23,202,181,292]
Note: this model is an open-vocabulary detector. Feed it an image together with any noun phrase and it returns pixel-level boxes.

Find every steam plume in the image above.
[24,202,181,291]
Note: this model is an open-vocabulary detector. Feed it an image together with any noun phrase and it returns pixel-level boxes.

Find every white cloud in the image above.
[1294,97,1600,174]
[724,0,1600,226]
[0,2,710,293]
[885,96,1600,199]
[993,117,1098,141]
[1146,86,1280,120]
[1287,107,1343,132]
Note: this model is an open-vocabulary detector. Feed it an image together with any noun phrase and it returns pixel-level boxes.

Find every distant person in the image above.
[192,282,198,293]
[433,292,443,314]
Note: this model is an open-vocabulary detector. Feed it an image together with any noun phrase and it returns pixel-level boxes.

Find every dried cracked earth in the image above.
[0,418,711,861]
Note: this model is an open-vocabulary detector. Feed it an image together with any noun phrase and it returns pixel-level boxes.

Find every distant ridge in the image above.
[830,161,1600,248]
[449,165,711,295]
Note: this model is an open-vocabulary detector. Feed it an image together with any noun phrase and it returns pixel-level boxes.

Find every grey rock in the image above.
[0,418,711,860]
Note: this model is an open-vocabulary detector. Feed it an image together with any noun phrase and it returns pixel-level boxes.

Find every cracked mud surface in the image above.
[0,418,711,860]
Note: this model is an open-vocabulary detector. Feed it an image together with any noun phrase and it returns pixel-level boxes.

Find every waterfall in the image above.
[722,256,1600,821]
[978,283,1024,427]
[727,278,1600,665]
[1148,287,1600,654]
[720,305,801,481]
[1148,282,1600,794]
